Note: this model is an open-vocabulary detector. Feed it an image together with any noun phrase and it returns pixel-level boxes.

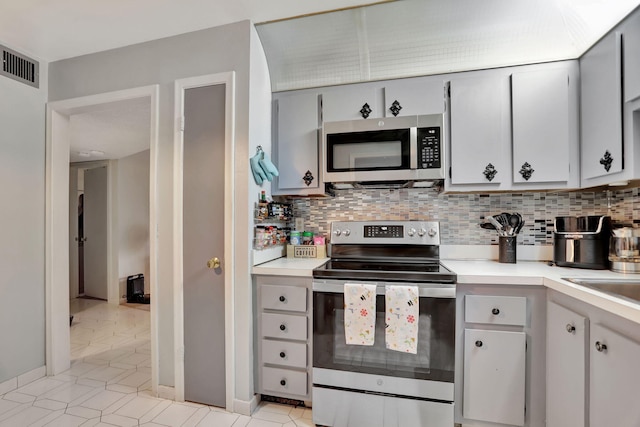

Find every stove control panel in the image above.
[331,220,440,245]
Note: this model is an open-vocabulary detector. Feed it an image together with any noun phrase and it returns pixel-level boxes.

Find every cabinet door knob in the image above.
[483,163,497,182]
[475,340,483,347]
[279,351,286,358]
[595,341,607,352]
[360,103,372,119]
[279,324,286,331]
[389,100,403,117]
[279,295,286,302]
[280,379,287,386]
[302,170,314,186]
[600,150,613,172]
[519,162,535,181]
[566,324,576,333]
[491,308,500,315]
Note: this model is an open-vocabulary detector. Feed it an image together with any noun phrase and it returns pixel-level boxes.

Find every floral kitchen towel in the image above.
[385,285,419,354]
[344,283,377,346]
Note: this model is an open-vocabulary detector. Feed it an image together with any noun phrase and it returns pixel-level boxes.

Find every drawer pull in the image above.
[491,308,500,315]
[279,351,286,359]
[475,340,483,347]
[595,341,607,352]
[566,324,576,333]
[279,295,286,302]
[280,379,287,386]
[279,324,286,331]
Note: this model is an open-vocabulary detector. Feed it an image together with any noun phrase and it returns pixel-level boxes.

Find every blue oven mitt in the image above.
[250,152,267,185]
[259,151,279,181]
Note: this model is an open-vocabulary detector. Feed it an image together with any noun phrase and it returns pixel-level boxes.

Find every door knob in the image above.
[207,257,221,269]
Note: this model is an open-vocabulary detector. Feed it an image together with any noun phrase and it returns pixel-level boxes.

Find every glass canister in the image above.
[610,227,640,272]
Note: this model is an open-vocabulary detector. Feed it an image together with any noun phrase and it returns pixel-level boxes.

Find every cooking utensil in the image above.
[515,213,524,234]
[487,216,505,235]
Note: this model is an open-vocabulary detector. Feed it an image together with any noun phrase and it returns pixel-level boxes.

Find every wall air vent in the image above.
[1,45,39,88]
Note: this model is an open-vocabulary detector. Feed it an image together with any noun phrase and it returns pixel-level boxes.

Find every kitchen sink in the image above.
[562,278,640,304]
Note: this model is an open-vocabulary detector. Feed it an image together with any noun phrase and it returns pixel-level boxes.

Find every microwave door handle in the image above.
[410,127,418,169]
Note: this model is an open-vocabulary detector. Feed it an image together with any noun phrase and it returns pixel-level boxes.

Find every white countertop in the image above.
[253,256,640,324]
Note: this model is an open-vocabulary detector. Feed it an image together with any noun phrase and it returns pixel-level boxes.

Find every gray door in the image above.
[183,84,226,407]
[83,166,108,300]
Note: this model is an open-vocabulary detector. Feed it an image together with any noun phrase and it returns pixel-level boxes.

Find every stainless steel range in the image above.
[312,220,456,427]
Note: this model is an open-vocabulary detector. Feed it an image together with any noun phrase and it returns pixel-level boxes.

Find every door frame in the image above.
[45,85,159,386]
[173,72,236,409]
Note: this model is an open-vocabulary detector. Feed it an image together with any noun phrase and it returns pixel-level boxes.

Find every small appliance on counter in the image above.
[610,226,640,273]
[553,215,611,269]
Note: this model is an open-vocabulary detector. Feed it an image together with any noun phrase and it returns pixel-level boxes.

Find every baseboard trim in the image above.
[0,365,46,396]
[233,394,260,416]
[157,385,176,401]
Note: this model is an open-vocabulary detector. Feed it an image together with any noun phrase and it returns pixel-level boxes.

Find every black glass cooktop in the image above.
[313,259,456,283]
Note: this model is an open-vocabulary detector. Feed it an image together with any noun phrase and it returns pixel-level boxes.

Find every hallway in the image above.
[0,300,312,426]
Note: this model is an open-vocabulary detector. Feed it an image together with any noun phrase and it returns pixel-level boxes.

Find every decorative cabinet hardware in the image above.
[279,295,286,302]
[279,352,286,358]
[475,340,483,347]
[483,163,498,182]
[595,341,607,352]
[302,170,314,186]
[389,100,403,117]
[491,308,500,315]
[566,324,576,333]
[279,324,286,331]
[519,162,535,181]
[280,379,287,386]
[359,103,372,119]
[599,150,613,172]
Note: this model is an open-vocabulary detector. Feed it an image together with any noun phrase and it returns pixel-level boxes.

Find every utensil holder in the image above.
[499,236,516,263]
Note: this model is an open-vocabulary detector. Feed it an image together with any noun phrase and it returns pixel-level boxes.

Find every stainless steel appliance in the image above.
[312,220,456,427]
[553,215,611,269]
[322,114,445,185]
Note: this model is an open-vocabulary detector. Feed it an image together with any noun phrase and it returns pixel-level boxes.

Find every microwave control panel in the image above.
[417,127,441,169]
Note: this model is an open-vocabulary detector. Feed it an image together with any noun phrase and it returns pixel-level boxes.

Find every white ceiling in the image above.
[0,0,383,62]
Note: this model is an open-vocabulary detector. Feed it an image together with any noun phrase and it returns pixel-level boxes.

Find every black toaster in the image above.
[553,215,611,269]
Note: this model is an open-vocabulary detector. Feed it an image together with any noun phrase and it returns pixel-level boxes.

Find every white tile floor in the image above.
[0,299,313,427]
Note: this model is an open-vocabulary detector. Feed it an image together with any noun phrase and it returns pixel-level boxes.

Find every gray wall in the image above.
[0,54,48,382]
[49,21,267,405]
[117,150,150,293]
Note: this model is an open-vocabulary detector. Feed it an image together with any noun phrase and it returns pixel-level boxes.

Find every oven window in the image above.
[326,129,410,172]
[313,292,455,382]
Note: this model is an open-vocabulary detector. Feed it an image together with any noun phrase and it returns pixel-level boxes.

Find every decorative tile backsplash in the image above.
[288,186,640,246]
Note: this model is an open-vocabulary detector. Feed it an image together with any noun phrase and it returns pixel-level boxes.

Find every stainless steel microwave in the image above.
[322,114,445,184]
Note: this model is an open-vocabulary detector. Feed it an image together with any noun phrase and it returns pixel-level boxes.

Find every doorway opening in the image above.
[46,86,159,392]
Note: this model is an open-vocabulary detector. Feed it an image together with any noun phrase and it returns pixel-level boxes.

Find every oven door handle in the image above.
[312,281,456,298]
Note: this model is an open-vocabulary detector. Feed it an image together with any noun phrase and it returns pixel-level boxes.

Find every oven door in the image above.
[312,280,455,384]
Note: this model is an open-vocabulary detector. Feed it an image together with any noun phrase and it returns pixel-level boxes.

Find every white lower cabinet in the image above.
[256,275,312,401]
[463,329,526,426]
[546,301,587,427]
[590,323,640,427]
[547,292,640,427]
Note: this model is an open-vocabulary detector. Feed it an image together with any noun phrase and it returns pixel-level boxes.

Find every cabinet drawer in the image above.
[261,284,307,312]
[262,367,307,396]
[262,313,307,340]
[262,339,307,368]
[465,295,527,326]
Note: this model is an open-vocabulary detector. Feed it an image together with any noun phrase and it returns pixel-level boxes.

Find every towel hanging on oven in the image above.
[344,283,376,346]
[385,285,419,354]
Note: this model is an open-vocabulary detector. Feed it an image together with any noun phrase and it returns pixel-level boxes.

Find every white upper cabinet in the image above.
[383,78,445,117]
[322,84,380,122]
[272,91,323,196]
[448,74,510,188]
[511,64,578,188]
[624,11,640,102]
[580,31,624,184]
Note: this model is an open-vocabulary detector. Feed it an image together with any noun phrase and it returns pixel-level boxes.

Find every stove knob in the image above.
[418,228,426,237]
[343,229,351,236]
[334,229,342,237]
[408,228,416,237]
[428,228,437,237]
